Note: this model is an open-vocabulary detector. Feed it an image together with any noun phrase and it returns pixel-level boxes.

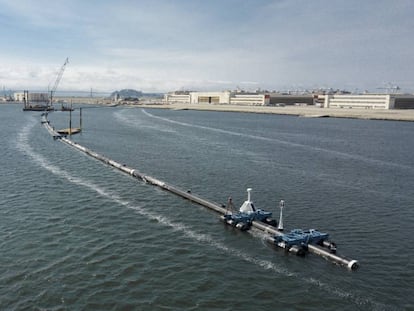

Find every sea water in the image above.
[1,104,413,310]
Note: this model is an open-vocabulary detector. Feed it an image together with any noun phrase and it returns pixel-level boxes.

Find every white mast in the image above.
[239,188,255,214]
[247,188,252,202]
[278,200,284,231]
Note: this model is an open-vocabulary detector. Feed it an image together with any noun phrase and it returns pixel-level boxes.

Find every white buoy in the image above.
[277,200,284,231]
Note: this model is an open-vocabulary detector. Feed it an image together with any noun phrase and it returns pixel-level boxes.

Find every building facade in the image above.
[165,91,270,106]
[164,92,191,104]
[190,91,231,104]
[324,94,394,109]
[324,94,414,109]
[164,91,414,109]
[14,92,49,102]
[229,93,270,105]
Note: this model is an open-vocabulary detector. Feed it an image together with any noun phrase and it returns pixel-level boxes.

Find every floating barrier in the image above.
[41,115,358,270]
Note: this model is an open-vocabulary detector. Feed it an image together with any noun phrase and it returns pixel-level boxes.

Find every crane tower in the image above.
[49,57,69,106]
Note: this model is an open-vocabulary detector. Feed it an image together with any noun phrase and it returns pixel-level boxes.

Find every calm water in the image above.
[1,104,413,310]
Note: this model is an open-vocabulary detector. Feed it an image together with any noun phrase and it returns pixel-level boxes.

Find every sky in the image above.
[1,0,414,94]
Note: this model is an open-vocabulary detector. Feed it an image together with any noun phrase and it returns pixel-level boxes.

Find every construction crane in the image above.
[377,82,400,94]
[49,57,69,106]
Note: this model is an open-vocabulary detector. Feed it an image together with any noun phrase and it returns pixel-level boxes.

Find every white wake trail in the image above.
[114,109,176,133]
[16,117,291,278]
[141,109,413,173]
[15,117,392,310]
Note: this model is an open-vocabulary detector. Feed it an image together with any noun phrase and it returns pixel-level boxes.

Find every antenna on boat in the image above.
[69,105,72,135]
[226,196,234,214]
[278,200,284,231]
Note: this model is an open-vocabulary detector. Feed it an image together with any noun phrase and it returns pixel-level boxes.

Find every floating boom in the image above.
[41,114,359,270]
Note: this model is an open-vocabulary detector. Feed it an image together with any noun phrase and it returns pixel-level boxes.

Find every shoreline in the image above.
[5,99,414,121]
[140,103,414,122]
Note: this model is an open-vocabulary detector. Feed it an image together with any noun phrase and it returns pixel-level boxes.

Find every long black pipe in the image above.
[42,115,358,270]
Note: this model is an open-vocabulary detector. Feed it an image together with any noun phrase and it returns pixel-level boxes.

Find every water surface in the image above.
[1,104,413,310]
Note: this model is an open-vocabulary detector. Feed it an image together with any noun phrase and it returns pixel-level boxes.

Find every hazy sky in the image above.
[1,0,413,93]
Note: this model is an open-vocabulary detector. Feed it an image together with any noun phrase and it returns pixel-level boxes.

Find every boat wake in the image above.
[15,117,396,311]
[16,118,291,280]
[114,110,176,133]
[141,109,413,173]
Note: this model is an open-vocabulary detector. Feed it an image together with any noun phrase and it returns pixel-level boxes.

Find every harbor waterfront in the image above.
[1,104,413,310]
[3,98,414,121]
[142,102,414,122]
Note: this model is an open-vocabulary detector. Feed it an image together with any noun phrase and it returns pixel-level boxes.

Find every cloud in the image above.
[1,0,413,93]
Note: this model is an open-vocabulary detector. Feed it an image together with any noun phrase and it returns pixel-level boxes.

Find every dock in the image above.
[57,128,81,135]
[41,114,359,270]
[57,106,82,136]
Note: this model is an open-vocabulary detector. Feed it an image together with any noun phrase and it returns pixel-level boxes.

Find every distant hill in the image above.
[110,89,143,99]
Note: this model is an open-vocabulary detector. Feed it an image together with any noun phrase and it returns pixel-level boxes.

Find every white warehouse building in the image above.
[165,91,270,106]
[164,92,191,104]
[190,91,231,104]
[164,91,414,109]
[14,92,49,102]
[324,94,395,109]
[324,94,414,109]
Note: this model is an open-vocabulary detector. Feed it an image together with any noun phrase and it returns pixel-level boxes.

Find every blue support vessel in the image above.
[272,228,336,256]
[221,188,338,257]
[220,188,277,231]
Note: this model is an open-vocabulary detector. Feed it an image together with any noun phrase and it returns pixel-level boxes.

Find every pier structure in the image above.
[42,115,358,270]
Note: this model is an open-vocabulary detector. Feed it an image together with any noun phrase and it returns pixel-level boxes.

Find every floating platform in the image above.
[57,128,81,135]
[23,105,54,112]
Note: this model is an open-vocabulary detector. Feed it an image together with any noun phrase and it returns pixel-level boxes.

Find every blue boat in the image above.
[221,188,338,257]
[221,188,277,230]
[271,228,336,255]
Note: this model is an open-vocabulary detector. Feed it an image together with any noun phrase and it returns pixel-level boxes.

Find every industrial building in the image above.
[164,91,414,110]
[229,93,270,105]
[190,91,230,104]
[268,94,315,106]
[14,92,49,102]
[164,91,191,104]
[324,94,414,109]
[165,91,270,106]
